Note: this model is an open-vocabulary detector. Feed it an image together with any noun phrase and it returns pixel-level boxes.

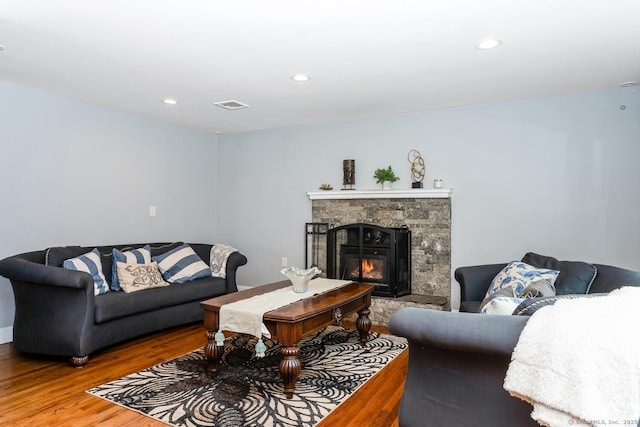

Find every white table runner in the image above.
[219,278,352,339]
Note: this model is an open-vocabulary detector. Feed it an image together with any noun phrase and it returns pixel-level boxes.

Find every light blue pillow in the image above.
[486,261,559,299]
[111,245,152,291]
[63,248,109,296]
[152,243,211,284]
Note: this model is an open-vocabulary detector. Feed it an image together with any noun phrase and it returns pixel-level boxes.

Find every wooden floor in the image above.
[0,322,406,427]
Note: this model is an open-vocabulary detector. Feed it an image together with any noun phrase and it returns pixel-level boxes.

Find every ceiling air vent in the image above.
[214,100,250,110]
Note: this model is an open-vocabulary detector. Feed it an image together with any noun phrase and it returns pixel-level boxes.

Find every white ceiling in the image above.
[1,1,639,134]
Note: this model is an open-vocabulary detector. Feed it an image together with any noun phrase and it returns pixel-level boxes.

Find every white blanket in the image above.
[209,244,238,278]
[504,286,640,426]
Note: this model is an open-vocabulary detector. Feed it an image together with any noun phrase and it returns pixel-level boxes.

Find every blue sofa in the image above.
[0,242,247,366]
[390,255,640,427]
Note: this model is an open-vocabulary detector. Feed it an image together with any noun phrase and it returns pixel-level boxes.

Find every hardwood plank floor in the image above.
[0,322,406,426]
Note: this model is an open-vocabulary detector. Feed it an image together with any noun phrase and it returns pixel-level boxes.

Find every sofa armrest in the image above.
[590,264,640,293]
[455,263,507,305]
[389,308,537,427]
[224,251,248,293]
[189,244,248,294]
[389,307,528,356]
[0,255,94,290]
[0,254,95,357]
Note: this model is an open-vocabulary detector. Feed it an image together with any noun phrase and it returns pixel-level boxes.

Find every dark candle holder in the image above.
[343,159,355,190]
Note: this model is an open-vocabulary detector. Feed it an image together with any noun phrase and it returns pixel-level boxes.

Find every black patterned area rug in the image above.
[87,326,407,427]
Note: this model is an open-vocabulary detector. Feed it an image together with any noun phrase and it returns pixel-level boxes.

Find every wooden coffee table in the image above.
[200,280,374,399]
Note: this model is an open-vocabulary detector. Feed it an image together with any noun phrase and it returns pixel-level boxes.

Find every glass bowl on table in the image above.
[281,266,322,293]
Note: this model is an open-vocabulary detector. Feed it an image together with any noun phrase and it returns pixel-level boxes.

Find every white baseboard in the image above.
[0,326,13,344]
[237,285,252,291]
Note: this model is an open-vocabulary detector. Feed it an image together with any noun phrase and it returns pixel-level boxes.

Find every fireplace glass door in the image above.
[341,247,389,283]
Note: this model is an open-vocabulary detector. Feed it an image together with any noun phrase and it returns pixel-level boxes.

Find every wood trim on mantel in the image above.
[307,188,453,200]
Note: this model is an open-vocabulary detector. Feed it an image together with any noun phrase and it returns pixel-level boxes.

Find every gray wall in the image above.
[1,82,638,343]
[216,89,640,308]
[0,82,219,341]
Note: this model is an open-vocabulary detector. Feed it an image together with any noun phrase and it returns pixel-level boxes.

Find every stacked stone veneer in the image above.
[311,197,452,324]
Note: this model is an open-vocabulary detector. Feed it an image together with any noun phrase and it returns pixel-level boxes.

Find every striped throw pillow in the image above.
[111,245,152,291]
[63,248,110,295]
[152,244,211,284]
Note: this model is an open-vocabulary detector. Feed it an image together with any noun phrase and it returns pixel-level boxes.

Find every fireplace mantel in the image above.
[307,188,452,200]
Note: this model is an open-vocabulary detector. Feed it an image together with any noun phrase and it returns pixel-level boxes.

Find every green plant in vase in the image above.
[373,166,400,189]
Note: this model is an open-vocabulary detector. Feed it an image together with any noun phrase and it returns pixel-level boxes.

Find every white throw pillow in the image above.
[480,297,525,315]
[116,261,169,293]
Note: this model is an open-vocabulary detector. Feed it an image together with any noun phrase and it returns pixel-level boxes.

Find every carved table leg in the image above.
[356,307,372,345]
[279,345,301,399]
[204,330,225,378]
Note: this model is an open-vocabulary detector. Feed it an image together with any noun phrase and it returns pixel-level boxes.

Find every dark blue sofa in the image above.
[0,242,247,367]
[390,256,640,427]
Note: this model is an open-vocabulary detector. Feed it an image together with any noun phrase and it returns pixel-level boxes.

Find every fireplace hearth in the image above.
[326,223,410,297]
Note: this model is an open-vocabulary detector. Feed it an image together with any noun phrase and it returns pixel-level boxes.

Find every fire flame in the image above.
[361,259,375,274]
[350,258,383,280]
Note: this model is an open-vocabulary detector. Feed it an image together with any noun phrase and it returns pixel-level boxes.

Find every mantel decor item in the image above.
[343,159,355,190]
[281,266,322,293]
[408,149,425,189]
[373,166,399,190]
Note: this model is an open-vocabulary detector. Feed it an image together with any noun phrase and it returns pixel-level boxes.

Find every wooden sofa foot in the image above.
[70,355,89,367]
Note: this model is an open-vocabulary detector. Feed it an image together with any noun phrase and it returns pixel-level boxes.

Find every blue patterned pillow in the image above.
[111,245,152,291]
[485,261,559,299]
[152,243,211,284]
[63,248,110,295]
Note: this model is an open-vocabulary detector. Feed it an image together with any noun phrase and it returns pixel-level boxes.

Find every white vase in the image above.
[382,181,392,190]
[281,266,322,293]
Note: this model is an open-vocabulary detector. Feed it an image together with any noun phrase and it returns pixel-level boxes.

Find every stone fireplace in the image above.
[307,189,452,323]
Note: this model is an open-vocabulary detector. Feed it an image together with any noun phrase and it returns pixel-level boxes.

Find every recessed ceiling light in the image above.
[291,74,311,82]
[620,81,639,88]
[162,98,178,105]
[475,38,503,50]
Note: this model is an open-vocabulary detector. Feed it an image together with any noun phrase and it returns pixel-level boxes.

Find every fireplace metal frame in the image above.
[326,223,411,297]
